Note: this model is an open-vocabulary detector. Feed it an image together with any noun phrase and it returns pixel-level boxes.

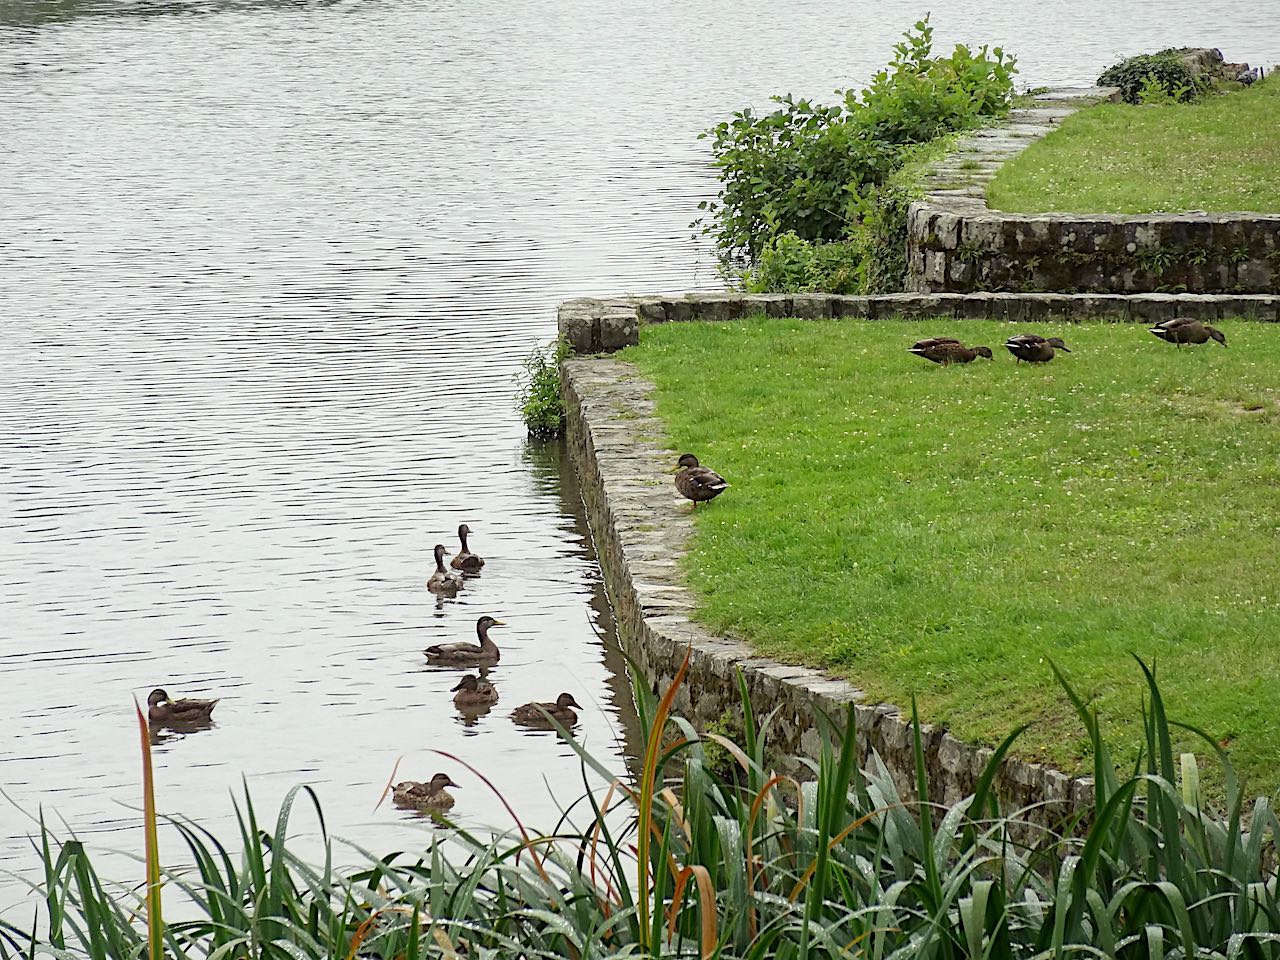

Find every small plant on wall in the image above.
[515,337,569,440]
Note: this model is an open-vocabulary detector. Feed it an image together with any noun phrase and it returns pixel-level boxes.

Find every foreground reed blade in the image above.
[133,698,163,960]
[2,656,1278,959]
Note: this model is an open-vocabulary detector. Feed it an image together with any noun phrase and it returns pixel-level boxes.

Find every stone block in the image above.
[832,296,872,318]
[634,299,666,324]
[560,312,596,354]
[791,294,834,319]
[663,299,696,323]
[598,310,639,352]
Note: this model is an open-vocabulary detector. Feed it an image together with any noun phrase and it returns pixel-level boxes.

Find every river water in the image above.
[0,0,1272,912]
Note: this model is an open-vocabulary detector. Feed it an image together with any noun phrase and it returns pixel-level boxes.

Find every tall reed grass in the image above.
[3,655,1277,959]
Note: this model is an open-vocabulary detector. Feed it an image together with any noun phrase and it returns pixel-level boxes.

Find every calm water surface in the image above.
[0,0,1272,907]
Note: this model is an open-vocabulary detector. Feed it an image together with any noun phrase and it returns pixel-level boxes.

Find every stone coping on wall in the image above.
[557,291,1280,354]
[562,355,1096,821]
[906,86,1280,294]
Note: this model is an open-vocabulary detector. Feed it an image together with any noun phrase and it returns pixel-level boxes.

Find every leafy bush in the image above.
[514,337,568,440]
[6,657,1280,960]
[698,16,1016,288]
[745,233,863,295]
[1098,49,1207,104]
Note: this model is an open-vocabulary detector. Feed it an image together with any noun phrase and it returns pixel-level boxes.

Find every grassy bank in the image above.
[624,317,1280,792]
[987,77,1279,213]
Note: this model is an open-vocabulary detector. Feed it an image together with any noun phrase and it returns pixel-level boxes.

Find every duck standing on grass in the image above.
[427,544,464,596]
[907,337,994,365]
[1005,334,1071,364]
[1149,317,1227,347]
[425,615,505,665]
[450,523,485,572]
[147,688,218,725]
[674,453,728,508]
[393,773,458,812]
[512,692,582,729]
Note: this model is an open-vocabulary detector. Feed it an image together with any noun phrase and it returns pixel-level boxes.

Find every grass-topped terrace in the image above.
[987,77,1280,213]
[622,316,1280,794]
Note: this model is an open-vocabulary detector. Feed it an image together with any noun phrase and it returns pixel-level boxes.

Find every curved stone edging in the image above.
[905,86,1280,295]
[557,290,1279,354]
[562,355,1096,821]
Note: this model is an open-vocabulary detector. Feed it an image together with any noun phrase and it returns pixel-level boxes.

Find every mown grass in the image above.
[623,316,1280,794]
[987,78,1280,213]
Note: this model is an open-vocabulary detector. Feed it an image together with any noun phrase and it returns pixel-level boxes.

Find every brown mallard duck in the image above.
[393,773,458,811]
[427,544,464,596]
[674,454,728,508]
[425,615,504,665]
[147,688,218,725]
[512,692,582,728]
[1005,334,1071,364]
[451,673,499,707]
[1149,317,1227,347]
[449,524,485,572]
[908,337,993,365]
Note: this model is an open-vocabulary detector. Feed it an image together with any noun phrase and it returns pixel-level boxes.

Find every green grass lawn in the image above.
[987,78,1280,213]
[623,317,1280,795]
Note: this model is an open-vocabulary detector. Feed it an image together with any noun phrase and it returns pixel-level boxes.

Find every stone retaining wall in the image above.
[558,291,1280,353]
[562,356,1095,820]
[905,87,1280,295]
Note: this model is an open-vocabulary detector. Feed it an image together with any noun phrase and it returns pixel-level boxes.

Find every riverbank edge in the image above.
[561,355,1095,822]
[557,290,1279,353]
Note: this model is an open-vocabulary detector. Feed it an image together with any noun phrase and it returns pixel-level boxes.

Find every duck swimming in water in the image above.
[449,524,485,572]
[425,615,505,665]
[427,544,464,596]
[147,688,218,725]
[451,673,499,707]
[393,773,458,811]
[511,692,582,729]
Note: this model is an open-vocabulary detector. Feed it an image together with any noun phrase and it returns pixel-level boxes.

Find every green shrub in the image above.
[745,233,863,294]
[514,337,568,440]
[1098,49,1207,104]
[697,16,1016,278]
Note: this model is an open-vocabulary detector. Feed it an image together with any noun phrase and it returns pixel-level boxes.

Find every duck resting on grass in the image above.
[1005,334,1071,364]
[512,692,582,729]
[147,688,218,725]
[451,673,499,707]
[393,773,458,811]
[427,544,464,596]
[1149,317,1227,347]
[674,453,728,508]
[425,615,505,665]
[450,523,485,572]
[907,337,994,365]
